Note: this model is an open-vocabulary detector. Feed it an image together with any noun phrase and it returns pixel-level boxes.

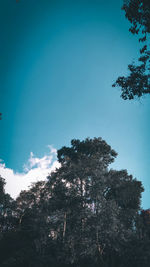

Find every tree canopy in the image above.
[113,0,150,99]
[0,138,148,267]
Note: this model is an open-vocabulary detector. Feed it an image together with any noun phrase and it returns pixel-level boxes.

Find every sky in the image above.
[0,0,150,207]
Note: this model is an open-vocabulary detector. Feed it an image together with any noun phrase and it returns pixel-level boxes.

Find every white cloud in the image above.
[0,145,60,199]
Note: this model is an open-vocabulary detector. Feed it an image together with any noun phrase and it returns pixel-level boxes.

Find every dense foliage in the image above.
[113,0,150,99]
[0,137,149,267]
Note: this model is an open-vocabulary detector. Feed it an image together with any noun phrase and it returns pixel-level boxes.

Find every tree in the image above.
[46,138,143,266]
[0,176,15,233]
[113,0,150,99]
[0,138,145,267]
[119,209,150,267]
[0,177,20,266]
[0,180,55,267]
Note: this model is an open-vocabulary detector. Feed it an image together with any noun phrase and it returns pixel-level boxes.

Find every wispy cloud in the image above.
[0,146,60,199]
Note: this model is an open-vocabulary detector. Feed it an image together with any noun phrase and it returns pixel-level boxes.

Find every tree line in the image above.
[0,137,150,267]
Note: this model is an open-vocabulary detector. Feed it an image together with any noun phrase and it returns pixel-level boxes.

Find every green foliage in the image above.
[113,0,150,99]
[0,138,147,266]
[0,176,16,234]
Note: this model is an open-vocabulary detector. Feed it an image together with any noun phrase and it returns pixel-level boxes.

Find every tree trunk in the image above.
[63,212,67,241]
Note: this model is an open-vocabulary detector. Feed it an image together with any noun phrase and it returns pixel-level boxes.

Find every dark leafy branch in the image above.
[113,0,150,99]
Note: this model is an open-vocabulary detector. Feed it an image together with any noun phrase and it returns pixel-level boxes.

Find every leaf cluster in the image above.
[113,0,150,99]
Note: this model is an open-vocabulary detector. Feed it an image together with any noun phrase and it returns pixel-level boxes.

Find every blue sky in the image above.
[0,0,150,206]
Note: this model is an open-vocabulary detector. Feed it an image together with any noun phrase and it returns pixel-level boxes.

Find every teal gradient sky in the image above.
[0,0,150,207]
